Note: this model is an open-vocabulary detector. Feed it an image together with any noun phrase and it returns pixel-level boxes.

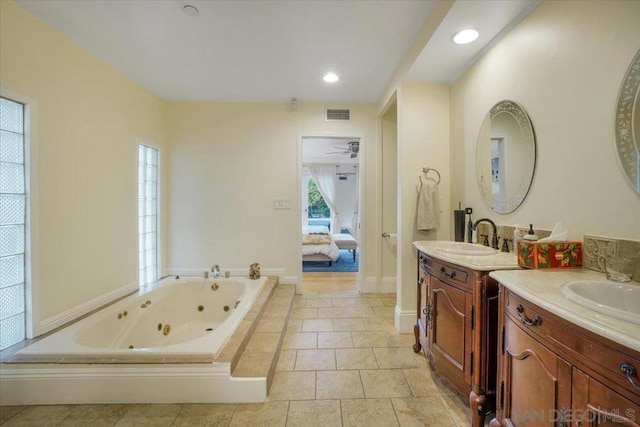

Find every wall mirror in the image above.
[476,100,536,213]
[614,49,640,196]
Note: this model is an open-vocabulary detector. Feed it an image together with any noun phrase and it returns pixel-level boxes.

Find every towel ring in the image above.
[421,167,441,185]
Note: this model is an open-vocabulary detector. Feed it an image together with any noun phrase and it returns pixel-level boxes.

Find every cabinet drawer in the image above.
[505,290,640,399]
[424,257,471,289]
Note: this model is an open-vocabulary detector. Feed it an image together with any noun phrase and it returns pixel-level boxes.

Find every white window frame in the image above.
[138,143,160,286]
[0,90,40,344]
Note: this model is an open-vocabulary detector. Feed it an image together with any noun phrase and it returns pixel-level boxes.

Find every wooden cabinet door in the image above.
[501,314,572,427]
[572,368,640,427]
[414,254,430,354]
[429,276,473,396]
[418,272,429,351]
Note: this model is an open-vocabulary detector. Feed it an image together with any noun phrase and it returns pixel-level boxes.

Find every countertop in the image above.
[489,269,640,352]
[413,240,520,271]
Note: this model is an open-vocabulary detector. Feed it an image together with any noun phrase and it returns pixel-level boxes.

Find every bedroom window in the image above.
[138,144,158,286]
[0,97,26,350]
[308,179,330,219]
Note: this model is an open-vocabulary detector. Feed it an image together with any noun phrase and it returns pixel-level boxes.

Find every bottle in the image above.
[523,224,539,241]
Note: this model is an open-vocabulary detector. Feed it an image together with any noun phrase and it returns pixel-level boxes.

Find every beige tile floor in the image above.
[0,289,476,426]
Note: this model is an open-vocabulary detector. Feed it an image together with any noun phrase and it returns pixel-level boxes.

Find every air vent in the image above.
[325,109,351,121]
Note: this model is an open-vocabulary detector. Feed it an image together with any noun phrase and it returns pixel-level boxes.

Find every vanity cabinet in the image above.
[491,286,640,427]
[414,251,499,427]
[572,369,640,426]
[414,253,430,354]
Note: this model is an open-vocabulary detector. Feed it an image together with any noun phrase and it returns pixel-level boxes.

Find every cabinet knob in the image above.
[620,362,640,391]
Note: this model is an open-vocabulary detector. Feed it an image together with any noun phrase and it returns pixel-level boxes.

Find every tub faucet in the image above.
[472,218,499,249]
[211,264,221,278]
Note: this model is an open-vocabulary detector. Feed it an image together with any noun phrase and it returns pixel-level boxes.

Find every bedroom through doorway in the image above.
[300,135,362,293]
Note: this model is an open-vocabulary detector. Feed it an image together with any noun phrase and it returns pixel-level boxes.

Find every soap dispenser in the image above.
[523,224,539,241]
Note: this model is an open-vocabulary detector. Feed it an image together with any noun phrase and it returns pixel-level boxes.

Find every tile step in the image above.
[229,282,296,393]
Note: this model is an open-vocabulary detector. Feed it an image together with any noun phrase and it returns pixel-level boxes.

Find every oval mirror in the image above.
[614,49,640,195]
[476,100,536,213]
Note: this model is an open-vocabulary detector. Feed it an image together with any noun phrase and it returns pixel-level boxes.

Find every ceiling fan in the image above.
[326,141,359,158]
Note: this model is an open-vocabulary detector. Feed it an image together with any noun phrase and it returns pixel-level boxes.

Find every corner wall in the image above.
[450,0,640,241]
[381,104,398,281]
[396,82,450,332]
[0,1,167,334]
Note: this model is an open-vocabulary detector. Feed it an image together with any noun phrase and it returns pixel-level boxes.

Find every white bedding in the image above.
[302,239,340,261]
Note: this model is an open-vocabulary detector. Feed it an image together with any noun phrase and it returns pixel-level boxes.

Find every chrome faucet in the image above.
[472,218,499,249]
[211,264,221,278]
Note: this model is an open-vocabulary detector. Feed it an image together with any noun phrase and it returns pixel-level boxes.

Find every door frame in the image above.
[297,131,366,294]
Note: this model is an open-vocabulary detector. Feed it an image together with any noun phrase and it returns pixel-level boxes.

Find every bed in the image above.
[302,225,340,266]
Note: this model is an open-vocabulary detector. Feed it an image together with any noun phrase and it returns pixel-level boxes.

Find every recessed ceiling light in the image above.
[323,73,339,83]
[452,29,479,45]
[183,5,199,16]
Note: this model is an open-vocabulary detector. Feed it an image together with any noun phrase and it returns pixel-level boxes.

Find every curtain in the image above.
[308,164,341,233]
[351,172,359,243]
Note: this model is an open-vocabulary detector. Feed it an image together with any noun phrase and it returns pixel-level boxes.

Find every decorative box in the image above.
[517,241,582,269]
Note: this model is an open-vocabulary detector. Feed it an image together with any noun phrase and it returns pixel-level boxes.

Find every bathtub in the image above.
[1,275,272,405]
[12,275,268,361]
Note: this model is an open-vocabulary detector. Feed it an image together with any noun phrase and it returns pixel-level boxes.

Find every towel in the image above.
[417,181,440,230]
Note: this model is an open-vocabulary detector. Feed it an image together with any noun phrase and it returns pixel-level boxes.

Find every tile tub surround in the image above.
[0,277,293,405]
[0,290,475,426]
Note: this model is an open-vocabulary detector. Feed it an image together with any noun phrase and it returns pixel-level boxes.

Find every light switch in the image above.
[273,199,291,209]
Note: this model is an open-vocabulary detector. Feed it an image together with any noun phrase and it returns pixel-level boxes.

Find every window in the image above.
[0,97,26,350]
[138,145,158,286]
[308,178,330,219]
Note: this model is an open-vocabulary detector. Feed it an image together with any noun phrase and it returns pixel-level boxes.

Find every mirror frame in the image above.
[614,48,640,195]
[476,100,537,214]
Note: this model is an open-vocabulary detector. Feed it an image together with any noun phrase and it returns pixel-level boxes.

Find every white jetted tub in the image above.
[1,275,271,405]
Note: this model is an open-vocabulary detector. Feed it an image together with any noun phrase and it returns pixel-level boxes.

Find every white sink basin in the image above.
[560,280,640,324]
[434,241,497,256]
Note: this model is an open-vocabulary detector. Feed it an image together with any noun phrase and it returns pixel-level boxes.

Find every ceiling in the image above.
[303,138,360,165]
[16,0,538,104]
[407,0,539,83]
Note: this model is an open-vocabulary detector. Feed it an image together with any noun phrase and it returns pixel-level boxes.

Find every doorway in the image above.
[299,134,364,294]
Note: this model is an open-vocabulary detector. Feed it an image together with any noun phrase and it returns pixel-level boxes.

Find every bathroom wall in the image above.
[397,81,450,330]
[0,1,167,334]
[450,0,640,241]
[381,102,398,280]
[165,102,378,282]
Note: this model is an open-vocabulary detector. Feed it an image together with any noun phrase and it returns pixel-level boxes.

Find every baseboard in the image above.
[279,276,298,285]
[380,276,397,293]
[361,276,396,293]
[0,365,266,405]
[39,282,138,336]
[395,305,416,334]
